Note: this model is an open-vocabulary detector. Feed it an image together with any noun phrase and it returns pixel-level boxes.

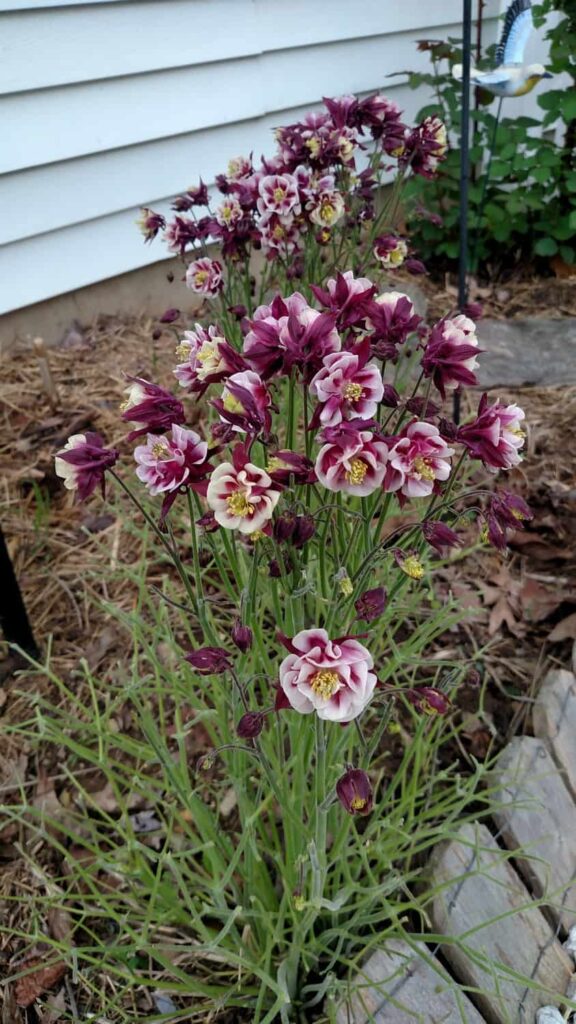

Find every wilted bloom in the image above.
[137,208,166,242]
[185,646,232,675]
[186,258,224,296]
[206,447,281,534]
[422,315,481,397]
[485,490,533,550]
[215,196,243,228]
[236,711,265,739]
[406,686,451,715]
[258,174,301,216]
[366,292,422,360]
[394,549,425,580]
[134,424,212,499]
[232,619,253,654]
[309,344,384,428]
[54,432,119,502]
[174,324,245,392]
[383,421,454,498]
[458,395,526,471]
[278,628,377,722]
[121,377,185,439]
[214,370,273,435]
[315,423,389,497]
[355,586,387,623]
[374,234,408,269]
[422,520,461,555]
[308,190,345,228]
[336,768,373,816]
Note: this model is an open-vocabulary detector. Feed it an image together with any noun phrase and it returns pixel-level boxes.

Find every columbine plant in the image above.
[51,92,532,1020]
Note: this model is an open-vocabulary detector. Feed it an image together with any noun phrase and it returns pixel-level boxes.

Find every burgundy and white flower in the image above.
[257,174,301,216]
[422,315,481,397]
[258,211,302,256]
[137,208,166,243]
[55,432,118,502]
[311,270,376,330]
[278,628,377,723]
[374,234,408,269]
[174,324,245,392]
[134,424,211,497]
[458,394,526,471]
[121,377,185,439]
[163,216,198,253]
[214,369,273,435]
[243,292,341,379]
[383,421,454,498]
[309,344,384,427]
[206,447,281,534]
[185,258,223,296]
[484,490,533,550]
[403,116,448,178]
[227,155,253,181]
[215,197,243,228]
[308,190,345,228]
[315,423,389,497]
[366,291,423,359]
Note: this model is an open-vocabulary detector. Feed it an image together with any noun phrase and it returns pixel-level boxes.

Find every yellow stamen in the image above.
[272,224,286,240]
[194,270,209,286]
[343,381,363,402]
[351,795,367,811]
[413,457,435,482]
[222,392,244,414]
[390,144,405,158]
[226,492,254,518]
[119,398,130,411]
[151,441,169,459]
[175,342,190,360]
[510,427,526,439]
[511,508,526,521]
[306,137,321,158]
[266,457,284,473]
[339,576,354,597]
[310,670,340,700]
[345,459,368,485]
[273,187,286,203]
[401,556,424,580]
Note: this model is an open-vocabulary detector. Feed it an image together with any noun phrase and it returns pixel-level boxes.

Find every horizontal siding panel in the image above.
[2,26,479,176]
[0,0,129,8]
[0,0,500,96]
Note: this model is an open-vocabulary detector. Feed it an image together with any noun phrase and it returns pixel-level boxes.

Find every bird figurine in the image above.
[453,0,552,97]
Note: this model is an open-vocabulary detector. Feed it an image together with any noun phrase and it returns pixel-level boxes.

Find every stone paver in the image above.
[477,319,576,388]
[533,670,576,798]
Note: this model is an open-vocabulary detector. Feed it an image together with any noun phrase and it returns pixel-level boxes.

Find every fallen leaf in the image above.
[2,984,23,1024]
[47,906,73,943]
[519,578,563,624]
[548,613,576,643]
[13,955,67,1008]
[39,988,67,1024]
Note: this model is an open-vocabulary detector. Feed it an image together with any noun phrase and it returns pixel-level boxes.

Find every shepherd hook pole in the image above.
[454,0,473,425]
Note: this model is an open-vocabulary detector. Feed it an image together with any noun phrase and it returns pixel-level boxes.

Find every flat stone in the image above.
[476,319,576,388]
[533,670,576,799]
[430,822,573,1023]
[335,939,485,1023]
[491,736,576,932]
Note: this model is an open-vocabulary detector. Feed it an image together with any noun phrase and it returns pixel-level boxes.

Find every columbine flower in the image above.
[484,490,533,550]
[458,395,526,471]
[278,628,377,722]
[54,433,118,501]
[383,421,454,498]
[308,190,345,228]
[134,425,212,504]
[315,423,389,497]
[243,292,340,379]
[121,377,185,439]
[355,586,387,623]
[336,768,373,815]
[309,345,384,428]
[206,447,281,534]
[403,115,448,177]
[227,155,253,181]
[174,324,245,393]
[366,292,423,360]
[215,197,243,228]
[258,174,301,216]
[137,208,166,242]
[373,235,408,269]
[422,521,461,555]
[266,451,316,487]
[187,180,209,205]
[422,315,481,397]
[213,370,272,436]
[406,687,451,715]
[185,258,223,296]
[394,550,425,580]
[259,211,302,256]
[311,270,376,330]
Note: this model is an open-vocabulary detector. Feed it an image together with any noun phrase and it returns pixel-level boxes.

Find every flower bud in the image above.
[273,511,297,543]
[336,768,373,816]
[355,586,387,623]
[381,384,401,408]
[196,752,215,771]
[405,395,440,418]
[422,520,461,555]
[405,257,427,276]
[232,619,253,654]
[185,646,232,675]
[196,511,219,533]
[292,515,316,549]
[406,687,451,715]
[236,712,265,739]
[159,308,180,323]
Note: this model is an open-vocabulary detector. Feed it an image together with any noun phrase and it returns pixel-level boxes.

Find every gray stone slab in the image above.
[477,319,576,388]
[430,822,573,1023]
[533,670,576,799]
[492,736,576,932]
[335,939,486,1023]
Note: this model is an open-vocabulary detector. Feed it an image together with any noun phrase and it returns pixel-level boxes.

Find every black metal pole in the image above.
[0,526,39,658]
[454,0,474,425]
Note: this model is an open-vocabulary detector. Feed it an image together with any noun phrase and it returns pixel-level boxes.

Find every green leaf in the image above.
[534,237,558,256]
[559,245,575,264]
[563,92,576,121]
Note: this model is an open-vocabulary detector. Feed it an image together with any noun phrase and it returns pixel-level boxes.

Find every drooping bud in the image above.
[292,515,316,549]
[406,687,451,715]
[381,384,401,408]
[196,752,215,771]
[196,511,219,533]
[273,511,297,543]
[422,520,461,555]
[336,768,373,816]
[159,308,180,323]
[232,619,253,654]
[236,711,265,739]
[185,647,232,675]
[355,586,387,623]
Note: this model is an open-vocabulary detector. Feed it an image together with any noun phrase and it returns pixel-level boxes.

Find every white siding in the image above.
[0,0,527,315]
